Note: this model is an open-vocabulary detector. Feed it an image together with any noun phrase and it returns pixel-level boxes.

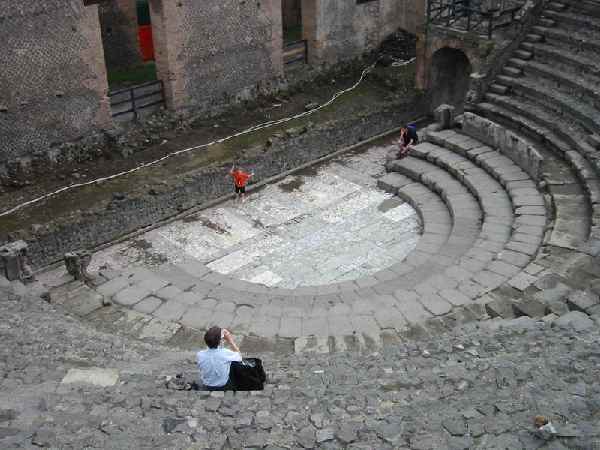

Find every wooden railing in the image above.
[283,40,308,65]
[109,80,165,120]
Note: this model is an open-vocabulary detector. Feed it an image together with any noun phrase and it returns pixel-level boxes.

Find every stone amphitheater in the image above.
[2,0,600,449]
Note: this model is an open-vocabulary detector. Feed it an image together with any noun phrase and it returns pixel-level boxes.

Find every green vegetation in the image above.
[107,62,157,89]
[283,25,303,44]
[136,0,151,26]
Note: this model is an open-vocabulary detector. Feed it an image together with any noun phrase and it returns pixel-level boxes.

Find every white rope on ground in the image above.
[0,57,416,219]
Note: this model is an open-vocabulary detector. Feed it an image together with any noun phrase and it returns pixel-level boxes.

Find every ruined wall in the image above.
[302,0,422,66]
[10,95,427,268]
[99,0,143,71]
[0,1,112,168]
[148,0,283,113]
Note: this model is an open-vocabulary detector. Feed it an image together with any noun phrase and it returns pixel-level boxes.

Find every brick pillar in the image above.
[267,0,284,78]
[415,27,429,90]
[80,3,113,131]
[301,0,320,65]
[148,0,283,112]
[414,0,432,91]
[147,0,185,111]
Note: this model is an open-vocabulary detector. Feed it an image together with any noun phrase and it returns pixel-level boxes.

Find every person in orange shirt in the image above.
[229,165,254,202]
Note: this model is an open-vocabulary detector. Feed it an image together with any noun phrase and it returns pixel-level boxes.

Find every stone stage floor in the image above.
[85,146,422,289]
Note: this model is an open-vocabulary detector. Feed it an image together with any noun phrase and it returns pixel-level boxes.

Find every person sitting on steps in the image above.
[396,123,419,159]
[196,326,266,391]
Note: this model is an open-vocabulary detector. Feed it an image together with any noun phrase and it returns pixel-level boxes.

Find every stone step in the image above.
[520,60,600,111]
[544,9,600,33]
[489,83,509,95]
[377,172,414,195]
[507,57,528,69]
[411,135,545,293]
[9,273,600,450]
[521,42,600,83]
[560,0,600,18]
[389,156,484,226]
[514,49,533,60]
[538,17,556,27]
[497,74,600,136]
[588,134,600,151]
[531,25,600,54]
[478,96,600,185]
[422,130,544,268]
[547,1,567,11]
[474,101,596,250]
[524,33,544,43]
[482,93,600,170]
[513,298,549,318]
[501,66,522,77]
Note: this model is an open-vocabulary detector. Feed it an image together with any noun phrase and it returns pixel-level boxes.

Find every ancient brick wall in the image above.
[99,0,143,71]
[302,0,422,66]
[148,0,283,113]
[0,1,112,167]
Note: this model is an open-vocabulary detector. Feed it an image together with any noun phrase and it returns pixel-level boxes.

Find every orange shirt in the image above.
[231,170,251,187]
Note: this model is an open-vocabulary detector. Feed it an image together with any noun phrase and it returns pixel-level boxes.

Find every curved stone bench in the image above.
[531,24,600,55]
[85,127,548,343]
[497,73,600,135]
[407,137,545,291]
[474,101,600,252]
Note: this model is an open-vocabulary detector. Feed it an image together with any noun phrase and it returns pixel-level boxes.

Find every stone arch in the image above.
[429,46,472,113]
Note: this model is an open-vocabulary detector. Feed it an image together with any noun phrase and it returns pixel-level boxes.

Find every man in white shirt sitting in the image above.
[196,326,242,390]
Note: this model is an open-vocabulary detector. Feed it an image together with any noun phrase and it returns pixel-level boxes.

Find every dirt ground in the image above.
[0,49,420,238]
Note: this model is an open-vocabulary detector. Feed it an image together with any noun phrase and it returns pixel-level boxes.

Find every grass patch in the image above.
[108,62,157,89]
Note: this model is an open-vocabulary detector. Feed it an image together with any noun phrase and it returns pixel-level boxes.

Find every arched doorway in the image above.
[429,47,472,113]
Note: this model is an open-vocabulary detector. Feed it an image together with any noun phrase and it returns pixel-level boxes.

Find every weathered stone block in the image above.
[0,240,32,282]
[62,368,119,387]
[434,104,455,130]
[485,297,515,318]
[553,311,595,332]
[461,112,544,182]
[64,251,92,281]
[513,299,548,318]
[567,290,600,312]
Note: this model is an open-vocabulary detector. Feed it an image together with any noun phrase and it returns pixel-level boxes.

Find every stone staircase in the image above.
[3,275,600,449]
[471,0,600,256]
[41,124,600,359]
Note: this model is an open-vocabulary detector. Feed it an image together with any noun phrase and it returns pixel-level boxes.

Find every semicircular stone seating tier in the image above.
[49,123,550,350]
[46,0,600,352]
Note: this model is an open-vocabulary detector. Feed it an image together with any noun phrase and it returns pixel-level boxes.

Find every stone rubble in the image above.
[1,280,599,449]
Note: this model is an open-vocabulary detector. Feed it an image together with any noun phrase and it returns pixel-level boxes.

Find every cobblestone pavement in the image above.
[1,280,600,449]
[83,148,421,289]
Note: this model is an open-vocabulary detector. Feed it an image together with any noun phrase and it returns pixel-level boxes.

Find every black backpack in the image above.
[229,358,266,391]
